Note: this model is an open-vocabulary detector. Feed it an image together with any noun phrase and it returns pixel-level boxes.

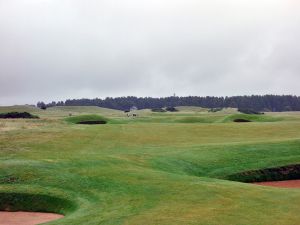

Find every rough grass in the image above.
[0,105,124,119]
[47,106,123,117]
[0,106,300,224]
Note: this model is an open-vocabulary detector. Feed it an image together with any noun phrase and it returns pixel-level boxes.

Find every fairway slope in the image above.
[0,110,300,224]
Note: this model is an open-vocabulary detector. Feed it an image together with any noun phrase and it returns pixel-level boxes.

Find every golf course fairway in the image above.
[0,106,299,225]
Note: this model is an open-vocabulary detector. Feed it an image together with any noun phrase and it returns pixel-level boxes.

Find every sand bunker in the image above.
[233,118,251,122]
[227,164,300,183]
[0,211,63,225]
[77,120,107,124]
[254,179,300,188]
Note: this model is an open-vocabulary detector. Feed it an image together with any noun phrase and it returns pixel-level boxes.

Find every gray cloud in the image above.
[0,0,299,105]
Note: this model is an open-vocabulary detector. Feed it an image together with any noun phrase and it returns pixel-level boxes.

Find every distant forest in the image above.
[37,95,300,112]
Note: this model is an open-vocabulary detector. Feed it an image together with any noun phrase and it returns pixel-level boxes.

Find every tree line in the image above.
[37,95,300,112]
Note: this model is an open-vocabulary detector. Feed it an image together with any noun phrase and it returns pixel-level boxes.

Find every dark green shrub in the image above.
[0,112,39,119]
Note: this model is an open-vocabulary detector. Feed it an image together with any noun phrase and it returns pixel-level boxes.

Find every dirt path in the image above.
[254,179,300,188]
[0,211,63,225]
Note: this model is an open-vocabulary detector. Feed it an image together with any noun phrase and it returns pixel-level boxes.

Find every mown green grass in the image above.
[0,106,299,224]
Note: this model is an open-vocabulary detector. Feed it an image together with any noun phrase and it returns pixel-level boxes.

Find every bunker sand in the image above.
[254,179,300,188]
[0,211,63,225]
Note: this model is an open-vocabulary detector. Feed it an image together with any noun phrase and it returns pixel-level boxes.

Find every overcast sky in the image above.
[0,0,299,105]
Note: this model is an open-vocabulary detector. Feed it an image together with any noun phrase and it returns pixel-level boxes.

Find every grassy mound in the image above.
[0,192,76,215]
[151,108,166,112]
[0,112,39,119]
[65,114,109,124]
[0,106,41,114]
[175,116,219,123]
[238,108,264,114]
[47,106,123,116]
